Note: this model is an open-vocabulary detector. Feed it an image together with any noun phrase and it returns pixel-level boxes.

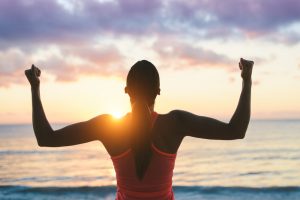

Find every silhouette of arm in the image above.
[174,58,253,140]
[25,65,108,147]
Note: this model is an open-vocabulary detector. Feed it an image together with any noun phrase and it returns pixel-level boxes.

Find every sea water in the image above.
[0,120,300,199]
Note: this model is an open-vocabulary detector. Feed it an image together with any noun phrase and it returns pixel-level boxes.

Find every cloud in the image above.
[0,48,32,87]
[0,0,299,86]
[0,45,126,86]
[167,0,300,39]
[153,39,234,70]
[0,0,163,43]
[1,0,299,43]
[43,45,127,82]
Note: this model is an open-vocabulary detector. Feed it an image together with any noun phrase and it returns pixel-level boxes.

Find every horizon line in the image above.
[1,118,300,126]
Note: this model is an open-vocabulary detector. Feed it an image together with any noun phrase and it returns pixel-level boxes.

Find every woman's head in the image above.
[125,60,160,106]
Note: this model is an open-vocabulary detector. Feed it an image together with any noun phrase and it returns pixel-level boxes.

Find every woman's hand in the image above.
[25,64,41,89]
[239,58,254,82]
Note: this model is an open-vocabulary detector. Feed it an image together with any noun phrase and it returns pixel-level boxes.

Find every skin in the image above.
[25,58,253,156]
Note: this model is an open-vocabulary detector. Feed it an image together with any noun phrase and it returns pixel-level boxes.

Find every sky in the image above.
[0,0,300,124]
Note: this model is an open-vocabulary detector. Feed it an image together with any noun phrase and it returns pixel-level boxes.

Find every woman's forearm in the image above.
[229,79,252,138]
[31,86,54,145]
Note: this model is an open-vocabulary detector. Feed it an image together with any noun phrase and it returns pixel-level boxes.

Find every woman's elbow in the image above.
[237,132,246,139]
[37,139,48,147]
[34,130,54,147]
[36,136,53,147]
[229,126,247,139]
[228,121,249,139]
[233,129,247,139]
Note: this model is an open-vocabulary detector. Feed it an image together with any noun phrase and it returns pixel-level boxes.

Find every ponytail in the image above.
[131,100,153,181]
[126,60,160,181]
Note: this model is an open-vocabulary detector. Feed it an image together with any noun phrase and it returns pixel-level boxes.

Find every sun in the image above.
[111,111,123,119]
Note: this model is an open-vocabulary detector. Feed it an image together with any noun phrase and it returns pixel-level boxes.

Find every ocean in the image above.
[0,120,299,199]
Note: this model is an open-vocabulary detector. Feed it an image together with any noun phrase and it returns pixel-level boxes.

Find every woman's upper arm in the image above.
[172,110,242,140]
[39,114,111,147]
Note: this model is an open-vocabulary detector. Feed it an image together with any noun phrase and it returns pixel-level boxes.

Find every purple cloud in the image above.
[153,38,234,70]
[0,0,163,43]
[168,0,300,35]
[0,45,126,87]
[1,0,299,43]
[0,0,298,87]
[43,45,127,82]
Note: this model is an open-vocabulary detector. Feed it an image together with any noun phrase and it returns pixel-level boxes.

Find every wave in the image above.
[174,185,300,193]
[0,150,71,155]
[2,185,300,193]
[0,185,115,194]
[1,185,300,200]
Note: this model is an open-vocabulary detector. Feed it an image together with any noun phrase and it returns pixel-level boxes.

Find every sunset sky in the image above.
[1,0,300,124]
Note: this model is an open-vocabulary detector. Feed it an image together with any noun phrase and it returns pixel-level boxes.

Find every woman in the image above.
[25,58,253,200]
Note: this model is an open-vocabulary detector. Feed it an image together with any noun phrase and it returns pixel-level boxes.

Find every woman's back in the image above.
[101,111,183,158]
[100,111,180,199]
[112,143,176,200]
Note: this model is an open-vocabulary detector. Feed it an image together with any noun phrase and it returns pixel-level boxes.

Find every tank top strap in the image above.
[151,111,158,127]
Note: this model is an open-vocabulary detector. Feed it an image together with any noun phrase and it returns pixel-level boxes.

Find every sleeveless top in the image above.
[111,112,177,200]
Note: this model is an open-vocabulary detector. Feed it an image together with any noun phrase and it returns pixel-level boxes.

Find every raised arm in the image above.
[25,65,109,147]
[174,58,253,140]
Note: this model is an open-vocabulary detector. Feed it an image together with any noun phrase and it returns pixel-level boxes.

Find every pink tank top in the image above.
[111,112,177,200]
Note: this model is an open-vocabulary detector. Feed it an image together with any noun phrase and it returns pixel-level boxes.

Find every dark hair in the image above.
[126,60,160,180]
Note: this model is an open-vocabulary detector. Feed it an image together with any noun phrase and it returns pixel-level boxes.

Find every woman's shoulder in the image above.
[156,110,185,122]
[154,110,186,152]
[155,110,186,132]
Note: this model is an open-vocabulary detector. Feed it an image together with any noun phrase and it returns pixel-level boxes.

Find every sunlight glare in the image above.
[111,111,123,119]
